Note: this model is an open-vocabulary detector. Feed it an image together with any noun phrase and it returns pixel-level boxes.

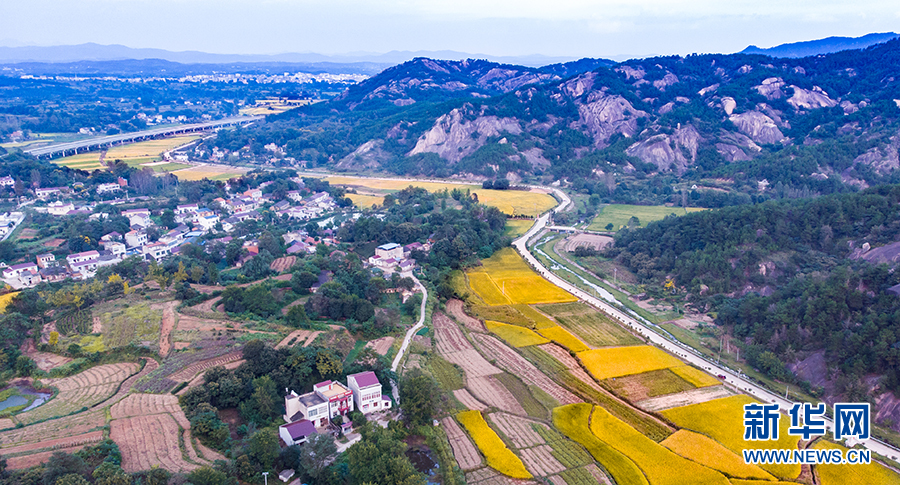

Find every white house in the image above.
[347,371,391,414]
[0,176,14,187]
[47,201,76,216]
[375,243,403,260]
[196,215,220,232]
[122,209,152,227]
[2,262,38,279]
[175,204,198,215]
[70,258,100,278]
[125,230,149,248]
[67,250,100,267]
[35,187,62,199]
[284,380,355,428]
[100,241,126,257]
[96,183,122,194]
[143,242,171,262]
[36,253,56,268]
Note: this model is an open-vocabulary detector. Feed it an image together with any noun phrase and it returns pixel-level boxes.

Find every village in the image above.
[0,174,422,290]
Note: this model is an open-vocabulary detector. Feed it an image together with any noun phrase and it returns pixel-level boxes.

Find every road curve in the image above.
[513,198,900,463]
[390,275,428,403]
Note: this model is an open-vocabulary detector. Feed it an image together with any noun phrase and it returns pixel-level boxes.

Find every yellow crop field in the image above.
[669,365,721,388]
[814,440,900,485]
[468,248,576,305]
[456,410,532,479]
[54,135,199,170]
[504,219,534,238]
[660,430,773,480]
[0,292,18,313]
[485,320,549,347]
[346,193,384,208]
[538,326,589,352]
[552,404,649,485]
[577,346,684,381]
[589,406,730,485]
[323,176,557,216]
[729,481,804,485]
[171,165,249,181]
[467,272,511,305]
[660,396,800,480]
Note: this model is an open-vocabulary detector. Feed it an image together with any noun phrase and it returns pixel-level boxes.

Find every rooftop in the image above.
[281,420,317,440]
[377,243,400,251]
[349,371,380,388]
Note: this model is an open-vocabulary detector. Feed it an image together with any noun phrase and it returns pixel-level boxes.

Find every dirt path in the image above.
[158,301,178,357]
[189,296,222,314]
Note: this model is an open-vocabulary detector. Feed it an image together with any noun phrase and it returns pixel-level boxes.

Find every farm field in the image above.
[586,204,707,232]
[98,302,163,350]
[669,365,720,388]
[504,219,535,238]
[468,248,576,305]
[660,430,774,481]
[603,369,696,402]
[537,326,589,352]
[538,302,641,347]
[485,320,549,347]
[577,345,684,381]
[324,176,557,216]
[170,163,249,181]
[346,193,385,208]
[813,440,900,485]
[53,135,200,171]
[660,395,801,480]
[589,405,730,485]
[15,362,139,424]
[457,410,532,479]
[111,413,200,473]
[442,416,482,470]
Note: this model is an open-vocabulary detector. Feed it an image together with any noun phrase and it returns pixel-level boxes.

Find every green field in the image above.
[587,204,706,232]
[537,302,641,347]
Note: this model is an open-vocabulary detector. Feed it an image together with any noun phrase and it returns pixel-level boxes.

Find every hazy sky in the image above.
[2,0,899,58]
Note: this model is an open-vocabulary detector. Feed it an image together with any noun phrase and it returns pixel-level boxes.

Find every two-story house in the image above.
[347,371,391,414]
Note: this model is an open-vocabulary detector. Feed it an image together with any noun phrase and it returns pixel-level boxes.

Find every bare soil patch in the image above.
[20,340,71,372]
[636,385,733,412]
[442,416,482,470]
[466,467,538,485]
[563,233,613,252]
[467,377,526,416]
[487,413,545,449]
[270,256,297,273]
[15,228,38,240]
[519,445,565,477]
[112,413,198,473]
[472,334,579,405]
[433,311,502,378]
[365,336,395,356]
[447,299,485,332]
[42,238,66,248]
[167,351,243,382]
[453,389,488,411]
[157,301,178,357]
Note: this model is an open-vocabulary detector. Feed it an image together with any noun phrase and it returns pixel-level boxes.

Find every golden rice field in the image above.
[669,365,721,388]
[660,430,774,481]
[552,404,649,485]
[577,345,684,381]
[53,135,200,171]
[456,410,532,479]
[170,164,249,181]
[728,481,804,485]
[589,405,730,485]
[660,395,801,480]
[485,320,549,347]
[0,292,18,313]
[346,193,385,208]
[513,304,557,329]
[504,219,535,238]
[537,326,590,352]
[323,176,558,216]
[813,440,900,485]
[468,248,577,306]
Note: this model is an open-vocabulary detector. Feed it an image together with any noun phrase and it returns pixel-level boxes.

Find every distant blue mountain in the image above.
[740,32,899,58]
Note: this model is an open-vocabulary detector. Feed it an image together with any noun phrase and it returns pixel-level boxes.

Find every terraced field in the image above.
[16,363,140,424]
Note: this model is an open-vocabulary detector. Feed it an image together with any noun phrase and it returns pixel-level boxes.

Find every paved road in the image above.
[24,116,262,158]
[513,195,900,463]
[390,275,428,403]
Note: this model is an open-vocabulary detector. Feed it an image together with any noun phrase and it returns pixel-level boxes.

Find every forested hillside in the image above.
[199,38,900,205]
[606,185,900,402]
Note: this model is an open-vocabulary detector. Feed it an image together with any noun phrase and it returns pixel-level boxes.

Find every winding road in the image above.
[390,275,428,403]
[513,189,900,464]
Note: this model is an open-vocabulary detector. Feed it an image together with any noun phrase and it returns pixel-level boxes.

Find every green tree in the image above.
[297,433,337,482]
[251,376,279,422]
[248,428,280,471]
[53,474,89,485]
[91,462,129,485]
[207,262,220,284]
[186,466,236,485]
[346,425,425,485]
[285,304,309,328]
[15,355,35,376]
[159,209,176,229]
[398,369,439,427]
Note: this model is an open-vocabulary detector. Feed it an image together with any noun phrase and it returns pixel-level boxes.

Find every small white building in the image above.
[67,250,100,267]
[278,420,317,447]
[100,241,126,257]
[96,183,122,194]
[347,371,391,414]
[36,253,56,269]
[125,230,148,248]
[375,243,403,261]
[47,201,76,216]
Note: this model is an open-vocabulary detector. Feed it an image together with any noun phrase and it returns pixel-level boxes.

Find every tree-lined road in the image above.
[513,192,900,463]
